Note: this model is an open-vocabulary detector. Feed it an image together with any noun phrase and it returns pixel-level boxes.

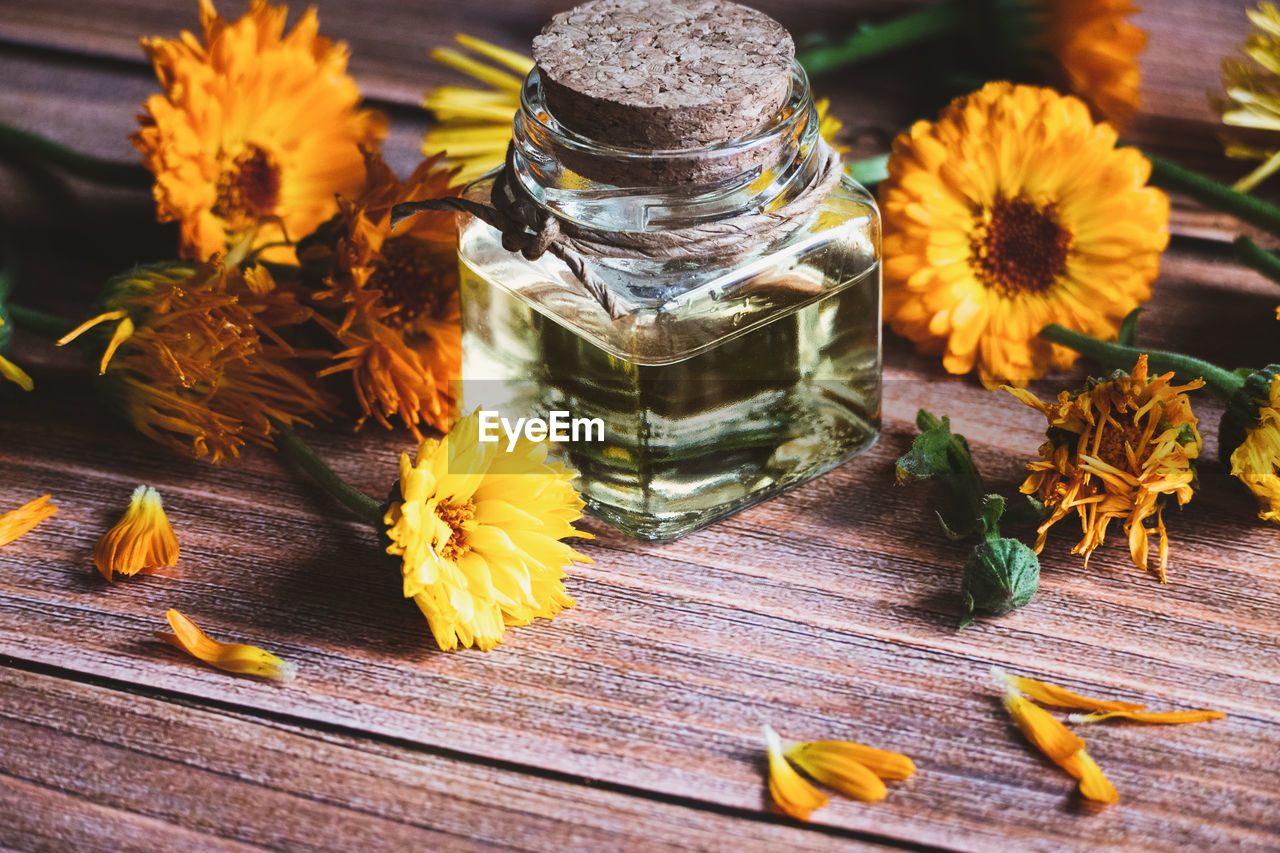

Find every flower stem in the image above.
[1233,235,1280,285]
[0,122,152,189]
[1038,324,1245,399]
[1144,151,1280,237]
[270,422,385,529]
[847,153,889,186]
[7,304,77,339]
[797,1,963,76]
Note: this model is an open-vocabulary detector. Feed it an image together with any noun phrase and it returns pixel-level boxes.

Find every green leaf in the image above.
[896,410,987,533]
[1117,308,1142,347]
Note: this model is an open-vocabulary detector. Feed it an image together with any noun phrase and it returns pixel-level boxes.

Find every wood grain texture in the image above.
[0,0,1278,851]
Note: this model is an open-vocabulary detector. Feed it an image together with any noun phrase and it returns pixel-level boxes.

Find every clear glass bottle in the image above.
[457,62,881,541]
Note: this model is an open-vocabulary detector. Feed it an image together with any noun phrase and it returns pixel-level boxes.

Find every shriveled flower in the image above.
[422,34,849,182]
[1216,3,1280,192]
[133,0,387,261]
[1006,355,1203,580]
[382,410,592,651]
[881,82,1168,386]
[59,261,336,464]
[303,151,462,439]
[158,608,297,680]
[0,495,57,547]
[0,314,33,391]
[95,486,180,582]
[1002,687,1118,804]
[1229,373,1280,523]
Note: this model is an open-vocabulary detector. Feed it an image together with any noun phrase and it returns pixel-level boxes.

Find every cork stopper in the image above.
[532,0,795,152]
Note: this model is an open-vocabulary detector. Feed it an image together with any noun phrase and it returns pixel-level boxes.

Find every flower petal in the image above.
[158,609,296,681]
[786,740,916,781]
[0,495,58,546]
[1069,709,1226,724]
[994,667,1146,712]
[763,725,828,821]
[785,742,887,802]
[1058,749,1120,804]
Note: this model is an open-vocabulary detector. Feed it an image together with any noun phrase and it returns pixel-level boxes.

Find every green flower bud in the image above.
[960,536,1040,628]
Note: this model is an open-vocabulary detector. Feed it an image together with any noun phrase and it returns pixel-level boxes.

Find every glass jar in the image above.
[457,62,881,541]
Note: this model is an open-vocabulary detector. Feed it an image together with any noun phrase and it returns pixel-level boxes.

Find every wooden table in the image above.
[1,1,1277,850]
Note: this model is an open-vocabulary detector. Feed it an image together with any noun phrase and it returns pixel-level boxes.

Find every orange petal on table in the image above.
[1003,688,1086,761]
[994,667,1146,712]
[1059,749,1120,804]
[0,495,57,547]
[787,739,916,782]
[784,741,887,802]
[1069,710,1226,724]
[763,725,829,821]
[157,609,297,681]
[94,485,179,581]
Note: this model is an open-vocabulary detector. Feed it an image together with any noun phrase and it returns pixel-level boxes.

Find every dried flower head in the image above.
[1216,3,1280,192]
[881,82,1168,386]
[60,261,336,464]
[1006,355,1203,580]
[0,495,57,547]
[382,410,592,651]
[133,0,387,260]
[304,151,463,439]
[95,486,180,581]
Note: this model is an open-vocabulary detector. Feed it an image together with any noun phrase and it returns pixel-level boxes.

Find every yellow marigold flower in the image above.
[762,725,829,821]
[132,0,387,262]
[881,82,1168,387]
[1217,3,1280,192]
[1070,709,1226,724]
[422,35,849,182]
[382,410,592,651]
[1038,0,1146,129]
[158,608,297,680]
[1229,374,1280,523]
[94,486,180,582]
[0,495,57,547]
[1006,355,1203,580]
[1003,688,1119,804]
[994,667,1145,712]
[304,151,462,439]
[60,261,336,464]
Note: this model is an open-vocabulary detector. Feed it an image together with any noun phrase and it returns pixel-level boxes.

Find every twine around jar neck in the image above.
[392,139,845,320]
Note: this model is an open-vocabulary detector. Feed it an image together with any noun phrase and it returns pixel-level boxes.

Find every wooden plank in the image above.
[0,666,881,852]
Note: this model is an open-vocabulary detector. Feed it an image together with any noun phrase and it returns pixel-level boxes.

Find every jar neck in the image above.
[509,61,828,233]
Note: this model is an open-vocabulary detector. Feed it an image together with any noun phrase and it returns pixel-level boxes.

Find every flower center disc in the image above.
[214,145,282,221]
[436,499,476,562]
[369,237,455,327]
[970,197,1072,297]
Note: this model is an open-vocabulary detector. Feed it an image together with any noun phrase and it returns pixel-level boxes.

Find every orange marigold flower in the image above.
[881,82,1168,387]
[305,151,463,439]
[59,261,336,464]
[1006,355,1203,580]
[95,486,180,582]
[133,0,387,262]
[158,608,296,680]
[0,495,57,547]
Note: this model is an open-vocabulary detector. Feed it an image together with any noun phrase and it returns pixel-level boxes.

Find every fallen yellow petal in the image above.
[158,609,297,681]
[1003,687,1086,762]
[0,353,34,391]
[1058,749,1120,804]
[994,667,1146,712]
[0,495,57,546]
[786,739,916,782]
[95,485,179,581]
[763,725,828,821]
[1069,709,1226,724]
[784,741,887,802]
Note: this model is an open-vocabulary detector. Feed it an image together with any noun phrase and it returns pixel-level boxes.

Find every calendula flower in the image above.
[881,82,1168,387]
[158,608,297,680]
[0,315,33,391]
[0,495,57,547]
[422,35,849,182]
[94,486,180,582]
[59,261,336,464]
[382,410,592,651]
[1217,3,1280,192]
[1229,373,1280,522]
[1002,687,1118,804]
[303,151,462,439]
[1006,355,1203,580]
[133,0,387,261]
[1037,0,1146,128]
[1070,709,1226,724]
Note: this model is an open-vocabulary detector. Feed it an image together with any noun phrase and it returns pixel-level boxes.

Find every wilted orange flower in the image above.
[158,608,296,680]
[1007,355,1203,580]
[881,82,1168,386]
[95,486,180,581]
[305,151,463,439]
[133,0,387,261]
[59,261,335,464]
[0,495,57,547]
